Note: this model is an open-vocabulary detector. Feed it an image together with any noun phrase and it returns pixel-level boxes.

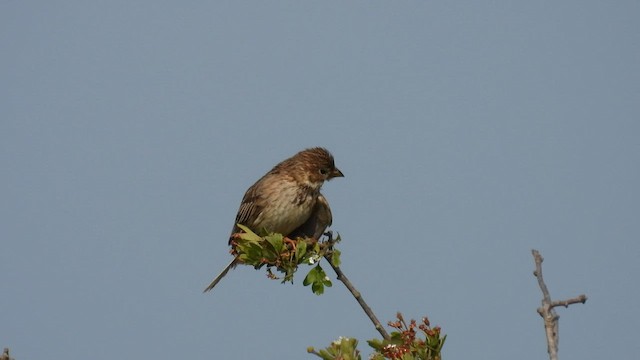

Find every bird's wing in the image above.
[289,193,333,240]
[230,183,264,243]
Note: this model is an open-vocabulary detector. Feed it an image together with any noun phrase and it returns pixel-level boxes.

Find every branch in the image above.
[323,233,391,341]
[531,249,587,360]
[549,295,588,309]
[1,348,13,360]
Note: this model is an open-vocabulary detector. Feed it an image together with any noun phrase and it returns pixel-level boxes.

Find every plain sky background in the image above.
[2,1,639,359]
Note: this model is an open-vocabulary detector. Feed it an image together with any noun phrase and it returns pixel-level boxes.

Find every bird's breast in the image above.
[252,181,318,236]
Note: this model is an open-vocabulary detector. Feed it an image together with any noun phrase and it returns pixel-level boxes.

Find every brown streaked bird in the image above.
[203,147,343,292]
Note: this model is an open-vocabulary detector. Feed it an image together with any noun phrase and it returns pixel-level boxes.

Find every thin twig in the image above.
[322,233,391,340]
[532,249,587,360]
[324,254,391,340]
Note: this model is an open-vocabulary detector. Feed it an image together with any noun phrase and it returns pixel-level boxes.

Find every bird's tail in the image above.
[203,257,239,293]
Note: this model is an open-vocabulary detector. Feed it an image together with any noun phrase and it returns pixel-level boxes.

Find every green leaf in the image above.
[316,265,330,285]
[304,265,329,295]
[331,249,341,267]
[235,224,261,242]
[317,349,333,360]
[311,281,325,295]
[264,233,283,253]
[389,332,404,344]
[367,339,383,351]
[303,266,319,286]
[340,337,358,353]
[295,240,307,261]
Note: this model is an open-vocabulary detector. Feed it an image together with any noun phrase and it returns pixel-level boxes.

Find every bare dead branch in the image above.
[532,249,588,360]
[1,348,14,360]
[550,295,588,309]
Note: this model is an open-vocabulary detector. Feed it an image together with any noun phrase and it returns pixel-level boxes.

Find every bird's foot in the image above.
[230,232,244,240]
[229,233,244,255]
[284,237,297,251]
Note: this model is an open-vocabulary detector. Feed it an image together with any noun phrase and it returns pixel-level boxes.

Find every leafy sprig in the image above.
[309,313,445,360]
[231,224,340,295]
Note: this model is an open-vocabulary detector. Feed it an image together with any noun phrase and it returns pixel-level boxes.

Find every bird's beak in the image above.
[330,168,344,179]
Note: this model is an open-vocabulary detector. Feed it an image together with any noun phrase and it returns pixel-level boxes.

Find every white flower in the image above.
[308,254,321,265]
[332,336,349,346]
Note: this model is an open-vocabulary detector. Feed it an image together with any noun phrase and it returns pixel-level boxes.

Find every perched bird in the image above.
[204,147,343,292]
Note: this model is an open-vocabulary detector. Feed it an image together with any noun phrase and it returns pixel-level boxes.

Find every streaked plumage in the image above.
[204,147,343,292]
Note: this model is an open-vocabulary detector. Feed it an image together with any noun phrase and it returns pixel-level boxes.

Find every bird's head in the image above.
[277,147,344,188]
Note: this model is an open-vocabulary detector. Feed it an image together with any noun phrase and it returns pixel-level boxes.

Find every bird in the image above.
[204,147,343,292]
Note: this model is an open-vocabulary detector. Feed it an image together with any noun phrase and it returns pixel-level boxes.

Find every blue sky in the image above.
[2,1,639,359]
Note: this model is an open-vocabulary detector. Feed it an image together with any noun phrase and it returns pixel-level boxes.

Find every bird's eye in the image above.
[319,168,328,175]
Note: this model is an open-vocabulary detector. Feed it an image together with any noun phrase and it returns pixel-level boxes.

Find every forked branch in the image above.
[531,249,587,360]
